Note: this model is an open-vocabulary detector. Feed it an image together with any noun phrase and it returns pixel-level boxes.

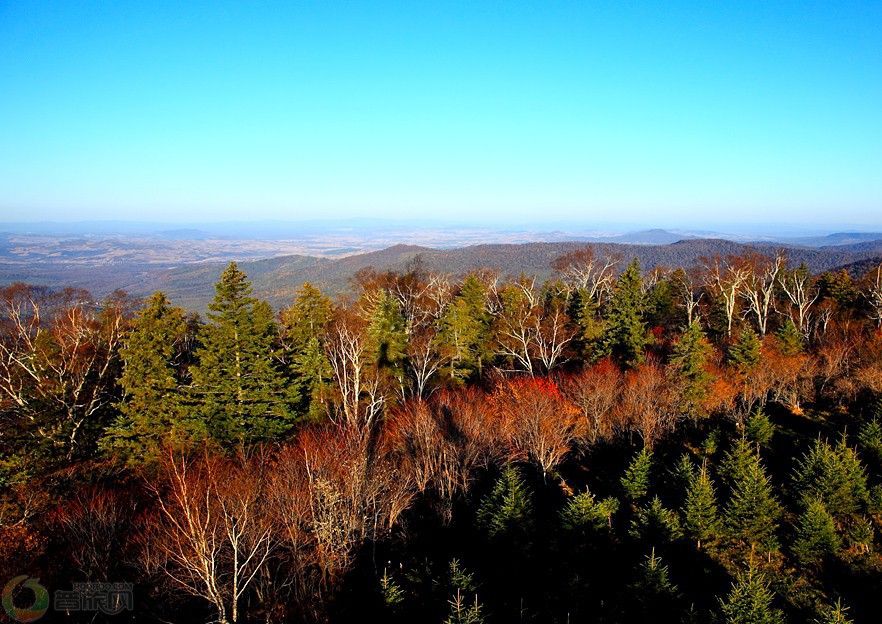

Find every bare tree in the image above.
[741,253,785,336]
[703,257,749,338]
[778,263,819,337]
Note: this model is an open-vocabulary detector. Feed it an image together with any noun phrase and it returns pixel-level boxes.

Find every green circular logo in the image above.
[2,576,49,623]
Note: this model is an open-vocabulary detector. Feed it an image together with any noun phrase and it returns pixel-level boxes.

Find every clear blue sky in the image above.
[1,1,880,227]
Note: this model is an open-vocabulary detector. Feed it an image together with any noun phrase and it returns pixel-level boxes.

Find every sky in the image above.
[1,1,881,229]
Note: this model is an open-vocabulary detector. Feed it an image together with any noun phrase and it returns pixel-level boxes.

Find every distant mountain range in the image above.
[2,228,882,311]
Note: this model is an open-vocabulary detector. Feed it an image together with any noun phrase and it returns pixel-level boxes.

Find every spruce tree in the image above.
[775,318,804,355]
[683,462,721,549]
[366,288,408,385]
[792,437,869,521]
[621,447,653,502]
[560,488,619,533]
[629,496,683,544]
[723,440,782,552]
[101,292,197,463]
[857,417,882,465]
[601,259,648,367]
[190,262,295,446]
[718,566,785,624]
[746,409,776,448]
[792,499,840,565]
[669,320,713,419]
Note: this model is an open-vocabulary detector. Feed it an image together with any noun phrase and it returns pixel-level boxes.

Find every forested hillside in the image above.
[3,249,882,623]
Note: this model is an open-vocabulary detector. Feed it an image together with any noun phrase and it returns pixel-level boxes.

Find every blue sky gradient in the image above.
[1,1,880,227]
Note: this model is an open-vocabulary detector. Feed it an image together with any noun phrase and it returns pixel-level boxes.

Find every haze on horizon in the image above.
[1,1,881,227]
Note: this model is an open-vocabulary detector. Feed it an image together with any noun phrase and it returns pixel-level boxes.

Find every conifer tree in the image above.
[723,440,782,552]
[621,447,653,502]
[746,409,776,448]
[366,288,408,386]
[625,549,682,621]
[813,599,854,624]
[190,262,294,446]
[857,417,882,465]
[280,283,333,420]
[101,292,196,463]
[476,465,534,541]
[601,259,648,367]
[437,275,491,381]
[683,462,720,549]
[792,499,840,565]
[560,489,619,533]
[729,326,762,373]
[669,320,713,418]
[718,566,785,624]
[775,318,804,355]
[629,495,683,544]
[792,437,869,521]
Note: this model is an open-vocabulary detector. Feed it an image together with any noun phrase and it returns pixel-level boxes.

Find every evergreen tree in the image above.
[792,499,840,565]
[560,488,619,533]
[280,283,333,421]
[746,409,776,448]
[629,495,683,544]
[601,259,648,367]
[190,262,295,446]
[813,599,854,624]
[857,417,882,465]
[792,437,869,521]
[683,462,721,549]
[724,440,782,552]
[367,288,408,385]
[621,447,653,502]
[729,326,762,373]
[101,292,198,463]
[718,567,785,624]
[437,275,491,381]
[775,318,804,355]
[625,549,682,621]
[669,320,713,418]
[476,466,534,541]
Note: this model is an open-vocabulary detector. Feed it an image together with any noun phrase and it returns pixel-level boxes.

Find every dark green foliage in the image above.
[857,418,882,465]
[189,262,295,446]
[437,275,491,381]
[629,495,683,544]
[729,326,762,373]
[723,439,782,552]
[621,447,653,502]
[683,462,721,549]
[792,437,869,520]
[792,499,841,565]
[476,466,534,541]
[718,566,785,624]
[669,320,714,418]
[624,549,682,621]
[367,288,408,381]
[101,292,197,463]
[813,598,854,624]
[746,409,776,448]
[601,259,648,367]
[775,318,804,355]
[560,489,618,533]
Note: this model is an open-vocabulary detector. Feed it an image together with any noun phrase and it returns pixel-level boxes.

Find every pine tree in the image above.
[718,566,785,624]
[601,259,648,367]
[724,440,782,552]
[683,462,721,549]
[101,292,198,463]
[476,465,534,541]
[729,326,762,374]
[621,447,653,502]
[813,598,854,624]
[669,320,713,419]
[190,262,295,446]
[792,499,840,565]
